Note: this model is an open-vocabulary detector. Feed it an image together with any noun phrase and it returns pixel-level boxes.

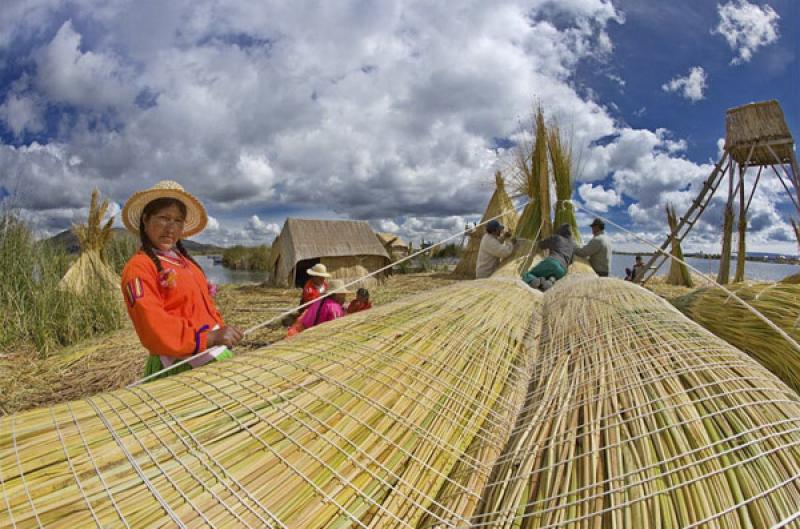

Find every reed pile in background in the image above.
[673,281,800,393]
[665,203,693,287]
[471,276,800,528]
[0,279,540,528]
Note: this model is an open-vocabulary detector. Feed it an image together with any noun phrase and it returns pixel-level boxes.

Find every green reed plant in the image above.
[0,215,124,355]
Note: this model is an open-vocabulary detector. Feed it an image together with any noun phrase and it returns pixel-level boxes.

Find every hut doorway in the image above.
[294,258,321,287]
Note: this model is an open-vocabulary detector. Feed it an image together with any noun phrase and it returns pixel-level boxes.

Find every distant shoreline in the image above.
[613,251,800,266]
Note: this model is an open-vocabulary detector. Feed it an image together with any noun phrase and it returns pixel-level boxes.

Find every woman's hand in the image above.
[207,326,244,349]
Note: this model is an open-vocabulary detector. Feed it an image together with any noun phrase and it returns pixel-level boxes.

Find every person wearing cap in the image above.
[475,219,515,279]
[298,279,352,331]
[302,263,331,304]
[522,223,577,291]
[120,180,243,379]
[574,218,613,277]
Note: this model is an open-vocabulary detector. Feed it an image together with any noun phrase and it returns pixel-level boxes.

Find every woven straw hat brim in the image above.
[328,280,353,294]
[122,183,208,238]
[307,270,332,278]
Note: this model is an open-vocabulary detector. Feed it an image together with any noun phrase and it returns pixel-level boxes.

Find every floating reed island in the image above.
[4,273,800,527]
[0,278,541,528]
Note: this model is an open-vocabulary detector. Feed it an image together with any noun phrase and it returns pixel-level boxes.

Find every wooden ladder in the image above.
[640,150,730,283]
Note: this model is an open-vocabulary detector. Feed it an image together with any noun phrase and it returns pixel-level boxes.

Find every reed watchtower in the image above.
[641,100,799,283]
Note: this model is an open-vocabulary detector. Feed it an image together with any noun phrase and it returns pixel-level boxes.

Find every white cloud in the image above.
[578,183,621,212]
[714,0,780,64]
[245,215,280,239]
[0,93,45,137]
[662,67,708,102]
[35,20,137,109]
[0,1,790,253]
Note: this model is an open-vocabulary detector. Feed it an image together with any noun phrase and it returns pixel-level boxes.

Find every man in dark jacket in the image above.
[521,223,577,291]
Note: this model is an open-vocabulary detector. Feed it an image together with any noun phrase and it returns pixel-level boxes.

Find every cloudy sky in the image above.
[1,0,797,254]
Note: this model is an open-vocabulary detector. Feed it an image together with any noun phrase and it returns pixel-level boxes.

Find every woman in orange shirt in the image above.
[120,180,243,379]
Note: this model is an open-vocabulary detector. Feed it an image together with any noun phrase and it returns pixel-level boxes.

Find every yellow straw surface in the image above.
[471,276,800,528]
[1,279,540,528]
[673,281,800,394]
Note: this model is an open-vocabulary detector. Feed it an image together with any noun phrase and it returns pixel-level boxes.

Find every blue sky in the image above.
[0,0,797,254]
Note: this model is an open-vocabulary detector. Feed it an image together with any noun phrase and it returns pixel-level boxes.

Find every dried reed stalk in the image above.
[665,204,692,287]
[548,124,580,245]
[472,275,800,528]
[673,281,800,394]
[0,279,540,528]
[532,109,551,240]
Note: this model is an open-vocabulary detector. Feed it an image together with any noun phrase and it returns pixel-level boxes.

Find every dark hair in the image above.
[139,197,204,275]
[356,288,369,299]
[635,255,642,261]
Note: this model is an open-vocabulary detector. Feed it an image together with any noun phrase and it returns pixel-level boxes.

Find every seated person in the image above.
[347,288,372,314]
[521,224,577,291]
[288,279,351,336]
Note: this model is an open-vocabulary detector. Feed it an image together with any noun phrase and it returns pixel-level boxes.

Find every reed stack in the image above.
[0,279,540,528]
[673,281,800,394]
[472,276,800,528]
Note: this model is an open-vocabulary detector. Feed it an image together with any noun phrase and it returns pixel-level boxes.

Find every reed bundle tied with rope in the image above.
[471,276,800,528]
[672,281,800,395]
[0,279,541,528]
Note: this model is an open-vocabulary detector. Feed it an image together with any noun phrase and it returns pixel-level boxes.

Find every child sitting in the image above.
[347,288,372,314]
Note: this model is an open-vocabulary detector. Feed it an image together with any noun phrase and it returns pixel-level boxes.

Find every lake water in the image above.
[195,253,799,285]
[611,256,799,282]
[194,255,267,285]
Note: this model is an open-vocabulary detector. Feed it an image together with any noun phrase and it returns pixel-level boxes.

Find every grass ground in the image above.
[0,272,457,415]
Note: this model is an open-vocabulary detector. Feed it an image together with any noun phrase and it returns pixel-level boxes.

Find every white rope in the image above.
[129,198,531,386]
[567,199,800,357]
[85,397,188,529]
[66,401,131,529]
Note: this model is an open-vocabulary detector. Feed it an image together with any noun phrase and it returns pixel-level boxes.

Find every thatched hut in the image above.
[270,218,391,287]
[375,232,410,260]
[453,172,519,278]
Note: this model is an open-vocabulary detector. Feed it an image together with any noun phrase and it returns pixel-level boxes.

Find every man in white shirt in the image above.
[475,220,515,278]
[574,218,613,277]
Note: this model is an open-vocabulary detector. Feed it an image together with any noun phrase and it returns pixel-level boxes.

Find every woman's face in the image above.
[143,203,185,251]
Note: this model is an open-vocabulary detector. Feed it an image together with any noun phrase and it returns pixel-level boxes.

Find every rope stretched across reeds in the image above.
[673,281,800,394]
[0,279,540,528]
[470,276,800,528]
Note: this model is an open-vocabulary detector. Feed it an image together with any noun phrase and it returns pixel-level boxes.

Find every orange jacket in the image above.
[301,279,327,304]
[121,251,223,358]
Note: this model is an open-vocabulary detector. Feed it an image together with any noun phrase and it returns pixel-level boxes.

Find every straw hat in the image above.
[328,279,353,294]
[121,180,208,237]
[307,263,332,278]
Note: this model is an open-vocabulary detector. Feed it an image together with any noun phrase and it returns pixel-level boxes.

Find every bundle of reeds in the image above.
[512,108,551,241]
[0,279,540,528]
[781,272,800,284]
[665,203,693,287]
[717,203,734,284]
[471,275,800,528]
[59,189,120,294]
[453,172,519,278]
[673,281,800,393]
[532,109,551,240]
[548,123,580,245]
